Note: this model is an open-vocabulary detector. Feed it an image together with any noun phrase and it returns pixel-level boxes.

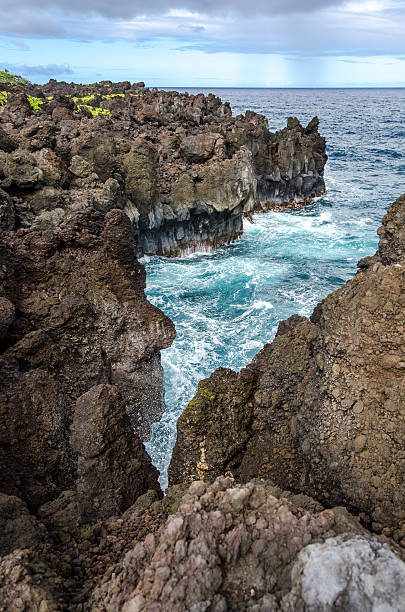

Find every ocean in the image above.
[143,88,405,488]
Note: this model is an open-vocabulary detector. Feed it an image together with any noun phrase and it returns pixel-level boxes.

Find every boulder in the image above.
[283,535,405,611]
[89,477,404,611]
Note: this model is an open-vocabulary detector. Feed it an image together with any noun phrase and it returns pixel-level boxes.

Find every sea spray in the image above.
[144,87,405,488]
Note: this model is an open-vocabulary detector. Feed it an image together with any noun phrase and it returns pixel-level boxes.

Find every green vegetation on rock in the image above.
[27,96,45,111]
[0,91,8,106]
[0,68,29,85]
[75,104,112,118]
[79,94,96,102]
[102,93,125,99]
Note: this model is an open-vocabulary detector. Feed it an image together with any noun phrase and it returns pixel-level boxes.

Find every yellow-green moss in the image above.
[0,91,8,106]
[198,387,216,401]
[79,94,96,102]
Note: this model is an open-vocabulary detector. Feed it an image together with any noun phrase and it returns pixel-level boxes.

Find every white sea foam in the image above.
[143,87,403,488]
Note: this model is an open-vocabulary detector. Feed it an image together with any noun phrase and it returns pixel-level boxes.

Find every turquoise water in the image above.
[144,88,405,488]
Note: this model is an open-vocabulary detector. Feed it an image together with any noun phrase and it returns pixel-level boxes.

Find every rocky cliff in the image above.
[1,76,404,610]
[170,194,405,542]
[0,79,326,257]
[0,204,175,514]
[2,194,402,611]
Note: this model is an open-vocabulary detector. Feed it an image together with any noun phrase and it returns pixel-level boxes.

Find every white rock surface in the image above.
[282,534,405,611]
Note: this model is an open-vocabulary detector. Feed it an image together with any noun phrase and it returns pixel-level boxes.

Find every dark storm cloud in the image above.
[0,0,344,22]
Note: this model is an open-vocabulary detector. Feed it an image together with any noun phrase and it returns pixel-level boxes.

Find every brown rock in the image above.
[71,385,160,521]
[180,132,223,163]
[0,207,174,510]
[89,478,405,611]
[0,188,15,231]
[0,297,15,338]
[0,79,327,257]
[170,195,405,532]
[0,126,16,152]
[52,105,72,122]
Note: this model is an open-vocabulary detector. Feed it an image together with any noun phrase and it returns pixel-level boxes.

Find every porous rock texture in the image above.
[0,478,403,611]
[0,205,174,513]
[88,477,405,611]
[0,79,327,256]
[283,534,405,611]
[170,194,405,537]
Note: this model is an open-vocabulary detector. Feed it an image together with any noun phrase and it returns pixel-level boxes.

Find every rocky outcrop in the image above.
[89,477,405,611]
[170,194,405,538]
[70,385,160,521]
[0,79,326,257]
[0,478,403,611]
[0,493,64,611]
[3,76,404,609]
[0,207,174,512]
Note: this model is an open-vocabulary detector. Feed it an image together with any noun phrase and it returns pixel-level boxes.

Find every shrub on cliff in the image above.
[0,68,29,85]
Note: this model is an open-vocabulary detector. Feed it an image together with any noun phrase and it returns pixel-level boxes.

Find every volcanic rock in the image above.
[0,79,327,256]
[170,194,405,535]
[88,477,405,611]
[0,207,174,512]
[71,384,160,521]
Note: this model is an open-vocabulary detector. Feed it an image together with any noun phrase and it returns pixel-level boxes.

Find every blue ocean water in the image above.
[144,88,405,488]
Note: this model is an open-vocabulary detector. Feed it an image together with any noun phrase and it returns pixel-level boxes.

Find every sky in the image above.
[1,0,405,87]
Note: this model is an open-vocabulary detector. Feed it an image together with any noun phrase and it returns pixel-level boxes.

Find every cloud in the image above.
[0,0,404,60]
[11,39,30,49]
[0,10,66,38]
[0,0,345,21]
[0,1,347,40]
[4,63,74,76]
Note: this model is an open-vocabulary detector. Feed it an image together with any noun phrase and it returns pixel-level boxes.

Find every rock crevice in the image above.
[170,194,405,539]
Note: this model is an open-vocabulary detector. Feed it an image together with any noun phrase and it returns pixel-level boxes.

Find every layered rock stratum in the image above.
[0,79,326,256]
[170,194,405,541]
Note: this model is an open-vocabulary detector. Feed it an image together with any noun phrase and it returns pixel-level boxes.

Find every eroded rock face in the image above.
[88,477,404,611]
[71,385,161,521]
[0,207,174,512]
[0,79,327,256]
[0,479,403,610]
[170,194,405,536]
[283,534,405,612]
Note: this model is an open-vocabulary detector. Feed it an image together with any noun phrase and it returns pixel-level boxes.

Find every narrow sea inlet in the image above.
[144,87,405,488]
